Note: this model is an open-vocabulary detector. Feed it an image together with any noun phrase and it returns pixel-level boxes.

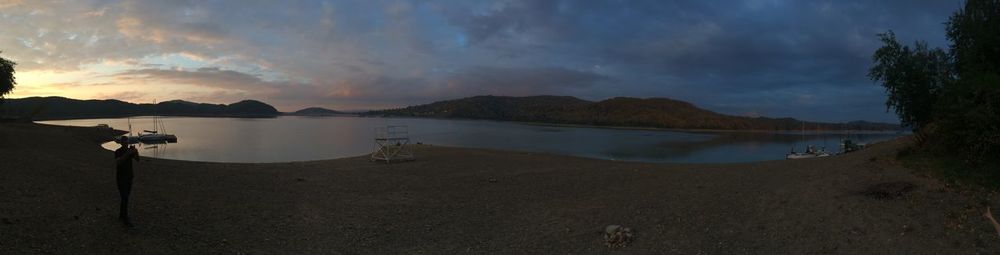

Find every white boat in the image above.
[138,132,177,143]
[785,121,830,160]
[786,145,831,159]
[138,116,177,143]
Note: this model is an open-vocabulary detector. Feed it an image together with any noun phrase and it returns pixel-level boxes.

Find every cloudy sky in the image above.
[0,0,961,122]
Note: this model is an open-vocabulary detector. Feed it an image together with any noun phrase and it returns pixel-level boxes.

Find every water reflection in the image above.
[43,116,904,164]
[106,138,175,159]
[138,141,170,159]
[602,132,898,163]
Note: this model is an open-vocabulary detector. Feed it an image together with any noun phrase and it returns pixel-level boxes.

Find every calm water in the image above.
[41,116,903,163]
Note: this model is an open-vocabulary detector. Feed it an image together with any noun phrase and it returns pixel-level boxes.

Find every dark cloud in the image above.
[289,66,608,109]
[116,67,276,91]
[109,65,604,111]
[95,91,146,101]
[444,66,607,96]
[1,0,963,122]
[433,0,960,122]
[112,67,326,109]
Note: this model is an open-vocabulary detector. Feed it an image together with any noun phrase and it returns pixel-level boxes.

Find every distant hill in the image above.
[364,95,900,131]
[1,97,280,120]
[288,107,344,116]
[227,100,280,115]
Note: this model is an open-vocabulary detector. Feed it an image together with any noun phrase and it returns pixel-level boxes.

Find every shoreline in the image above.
[1,122,996,254]
[511,120,906,135]
[361,115,904,133]
[32,114,903,133]
[40,118,905,165]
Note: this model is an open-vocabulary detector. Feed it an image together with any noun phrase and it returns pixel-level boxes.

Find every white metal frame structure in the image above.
[370,125,414,163]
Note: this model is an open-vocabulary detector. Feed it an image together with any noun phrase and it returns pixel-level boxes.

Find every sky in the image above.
[0,0,963,122]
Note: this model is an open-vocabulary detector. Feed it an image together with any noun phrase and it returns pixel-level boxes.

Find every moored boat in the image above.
[785,121,831,160]
[136,102,178,144]
[138,132,177,143]
[786,145,831,159]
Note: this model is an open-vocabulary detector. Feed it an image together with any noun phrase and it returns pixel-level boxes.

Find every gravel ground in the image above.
[1,122,999,254]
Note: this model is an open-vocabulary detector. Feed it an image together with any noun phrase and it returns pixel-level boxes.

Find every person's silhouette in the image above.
[114,136,139,227]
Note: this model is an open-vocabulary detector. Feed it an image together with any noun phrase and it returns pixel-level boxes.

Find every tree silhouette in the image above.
[867,31,952,135]
[0,51,16,102]
[870,0,1000,166]
[937,0,1000,164]
[947,0,1000,76]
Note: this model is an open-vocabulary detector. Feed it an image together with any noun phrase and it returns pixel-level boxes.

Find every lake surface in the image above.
[41,116,903,164]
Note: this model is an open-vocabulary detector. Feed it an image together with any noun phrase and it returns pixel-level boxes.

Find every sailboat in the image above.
[785,121,830,159]
[137,115,177,143]
[137,100,177,143]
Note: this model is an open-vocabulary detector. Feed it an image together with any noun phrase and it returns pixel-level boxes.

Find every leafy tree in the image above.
[867,31,953,136]
[946,0,1000,76]
[872,0,1000,167]
[937,0,1000,165]
[0,51,15,103]
[935,73,1000,164]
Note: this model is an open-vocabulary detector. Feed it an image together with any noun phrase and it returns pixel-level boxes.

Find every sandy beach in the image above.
[1,122,998,254]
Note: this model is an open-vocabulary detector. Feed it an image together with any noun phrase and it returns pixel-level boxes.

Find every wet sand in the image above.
[1,122,998,254]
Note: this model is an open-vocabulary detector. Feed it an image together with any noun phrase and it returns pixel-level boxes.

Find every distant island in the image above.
[364,95,900,131]
[287,107,345,116]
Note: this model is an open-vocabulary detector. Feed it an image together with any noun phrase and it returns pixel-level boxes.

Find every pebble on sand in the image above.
[604,225,634,248]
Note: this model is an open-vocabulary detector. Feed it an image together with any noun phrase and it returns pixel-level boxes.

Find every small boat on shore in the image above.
[786,121,830,160]
[786,145,831,159]
[839,129,868,154]
[840,139,866,153]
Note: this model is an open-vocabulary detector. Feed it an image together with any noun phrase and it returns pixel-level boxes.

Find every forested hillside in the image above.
[365,95,900,131]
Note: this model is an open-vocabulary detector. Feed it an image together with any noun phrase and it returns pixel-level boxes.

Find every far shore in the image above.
[30,113,901,134]
[359,115,904,133]
[354,114,904,134]
[13,113,362,121]
[29,113,909,134]
[510,120,906,134]
[0,122,993,254]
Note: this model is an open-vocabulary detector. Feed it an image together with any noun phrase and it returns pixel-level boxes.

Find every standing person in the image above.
[114,136,139,226]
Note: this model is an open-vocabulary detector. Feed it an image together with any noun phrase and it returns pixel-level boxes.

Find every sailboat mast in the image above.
[153,99,157,133]
[820,122,826,149]
[800,121,805,146]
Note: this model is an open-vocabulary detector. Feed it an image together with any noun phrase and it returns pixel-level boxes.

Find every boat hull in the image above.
[138,134,177,143]
[785,153,831,160]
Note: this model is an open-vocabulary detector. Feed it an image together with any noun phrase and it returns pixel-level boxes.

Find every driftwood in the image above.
[983,206,1000,237]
